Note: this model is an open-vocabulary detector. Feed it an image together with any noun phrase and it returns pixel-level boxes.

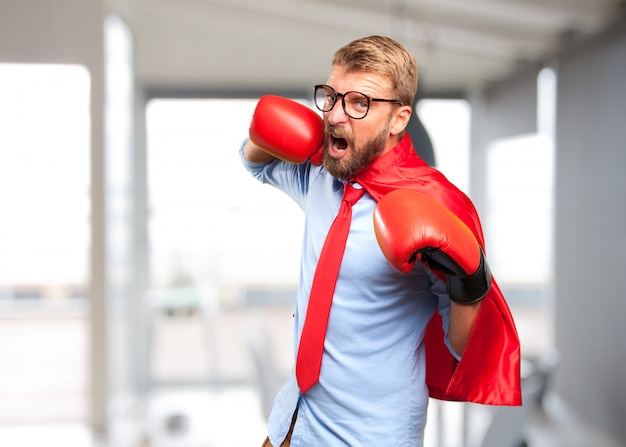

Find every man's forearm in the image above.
[243,139,276,163]
[448,300,481,355]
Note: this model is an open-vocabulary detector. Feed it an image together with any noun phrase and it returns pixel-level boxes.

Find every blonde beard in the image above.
[323,122,389,180]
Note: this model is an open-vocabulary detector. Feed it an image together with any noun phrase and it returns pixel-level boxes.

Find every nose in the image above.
[327,99,348,125]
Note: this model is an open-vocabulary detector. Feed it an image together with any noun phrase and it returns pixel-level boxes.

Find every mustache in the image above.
[325,124,352,140]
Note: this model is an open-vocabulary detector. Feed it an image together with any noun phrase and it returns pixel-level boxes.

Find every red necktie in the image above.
[296,182,365,394]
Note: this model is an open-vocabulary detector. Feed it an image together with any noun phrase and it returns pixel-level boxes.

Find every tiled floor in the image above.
[0,304,623,447]
[0,390,623,447]
[526,394,624,447]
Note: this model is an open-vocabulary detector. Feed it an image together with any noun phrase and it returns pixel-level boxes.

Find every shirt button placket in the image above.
[291,416,304,444]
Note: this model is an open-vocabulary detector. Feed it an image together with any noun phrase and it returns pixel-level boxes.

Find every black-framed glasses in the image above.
[314,84,404,119]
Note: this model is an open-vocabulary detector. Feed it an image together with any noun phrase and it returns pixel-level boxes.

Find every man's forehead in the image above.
[326,67,392,94]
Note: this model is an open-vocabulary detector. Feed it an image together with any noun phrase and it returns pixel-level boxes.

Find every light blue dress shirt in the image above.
[240,141,458,447]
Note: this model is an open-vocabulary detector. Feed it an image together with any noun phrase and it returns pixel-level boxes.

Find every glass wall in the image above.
[0,63,91,422]
[142,97,305,445]
[484,68,557,356]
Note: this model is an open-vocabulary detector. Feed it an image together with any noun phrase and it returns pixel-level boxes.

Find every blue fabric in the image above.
[240,141,458,447]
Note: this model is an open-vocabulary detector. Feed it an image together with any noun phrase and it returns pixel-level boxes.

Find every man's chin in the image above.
[323,154,359,180]
[323,155,347,180]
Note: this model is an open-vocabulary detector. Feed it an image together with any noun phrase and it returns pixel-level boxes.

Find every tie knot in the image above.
[343,182,365,205]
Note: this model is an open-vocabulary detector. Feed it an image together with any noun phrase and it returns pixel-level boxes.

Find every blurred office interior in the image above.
[1,1,626,446]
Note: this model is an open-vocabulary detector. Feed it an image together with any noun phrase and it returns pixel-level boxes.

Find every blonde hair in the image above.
[332,35,418,107]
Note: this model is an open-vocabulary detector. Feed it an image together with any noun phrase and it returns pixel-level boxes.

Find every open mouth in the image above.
[333,136,348,151]
[328,135,349,159]
[326,126,351,159]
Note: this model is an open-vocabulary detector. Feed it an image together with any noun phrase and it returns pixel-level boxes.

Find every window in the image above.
[145,98,303,384]
[417,99,471,194]
[0,63,90,422]
[484,68,557,355]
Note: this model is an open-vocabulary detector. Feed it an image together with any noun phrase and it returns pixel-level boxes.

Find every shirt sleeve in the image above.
[426,268,463,361]
[239,138,314,209]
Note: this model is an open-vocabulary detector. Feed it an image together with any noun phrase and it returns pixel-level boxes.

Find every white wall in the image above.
[553,21,626,444]
[472,20,626,444]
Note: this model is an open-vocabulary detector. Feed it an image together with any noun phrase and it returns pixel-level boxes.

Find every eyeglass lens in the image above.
[314,85,370,119]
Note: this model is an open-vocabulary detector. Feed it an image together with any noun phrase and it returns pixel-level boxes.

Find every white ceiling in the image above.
[109,0,625,96]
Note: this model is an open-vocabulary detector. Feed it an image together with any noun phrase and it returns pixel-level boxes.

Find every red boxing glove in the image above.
[373,189,491,304]
[249,95,324,164]
[308,145,324,167]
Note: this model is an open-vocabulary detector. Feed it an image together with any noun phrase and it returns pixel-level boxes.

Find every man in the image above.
[241,35,521,447]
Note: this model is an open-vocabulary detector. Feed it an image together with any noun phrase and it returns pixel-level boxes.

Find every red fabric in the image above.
[296,183,365,394]
[353,134,522,406]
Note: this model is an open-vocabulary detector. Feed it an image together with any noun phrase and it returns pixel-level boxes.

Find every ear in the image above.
[390,105,412,136]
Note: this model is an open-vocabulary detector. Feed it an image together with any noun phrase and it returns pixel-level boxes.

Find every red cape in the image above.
[353,134,522,406]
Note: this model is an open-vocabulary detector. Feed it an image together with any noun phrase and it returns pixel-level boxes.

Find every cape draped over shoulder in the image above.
[353,134,522,405]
